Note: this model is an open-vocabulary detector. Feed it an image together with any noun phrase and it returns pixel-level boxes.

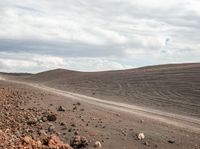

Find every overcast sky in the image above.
[0,0,200,72]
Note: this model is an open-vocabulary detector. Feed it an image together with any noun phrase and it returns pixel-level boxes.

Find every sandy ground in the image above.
[23,63,200,119]
[0,77,200,149]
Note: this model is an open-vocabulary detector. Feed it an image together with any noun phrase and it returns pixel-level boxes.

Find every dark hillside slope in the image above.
[25,63,200,118]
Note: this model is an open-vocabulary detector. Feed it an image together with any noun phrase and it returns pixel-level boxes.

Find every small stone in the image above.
[140,120,144,123]
[48,125,56,133]
[23,136,32,144]
[15,131,21,138]
[70,136,88,148]
[71,124,76,127]
[37,140,42,148]
[48,122,54,126]
[73,106,77,111]
[168,139,175,144]
[27,120,37,125]
[94,141,102,148]
[68,128,72,132]
[49,135,73,149]
[74,131,79,135]
[137,133,145,140]
[154,144,158,148]
[144,142,149,146]
[42,116,47,122]
[58,106,65,112]
[47,114,57,121]
[60,122,66,126]
[38,129,47,136]
[81,136,89,147]
[116,113,120,117]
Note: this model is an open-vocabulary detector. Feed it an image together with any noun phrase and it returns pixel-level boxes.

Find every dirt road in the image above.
[1,76,200,134]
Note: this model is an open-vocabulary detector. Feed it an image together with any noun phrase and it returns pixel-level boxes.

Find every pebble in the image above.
[71,123,76,127]
[70,136,89,148]
[42,116,47,122]
[60,122,66,126]
[116,113,120,117]
[47,114,57,121]
[144,141,149,146]
[48,125,55,133]
[74,131,79,135]
[58,106,66,112]
[38,130,47,136]
[168,139,175,144]
[137,133,145,140]
[94,141,102,148]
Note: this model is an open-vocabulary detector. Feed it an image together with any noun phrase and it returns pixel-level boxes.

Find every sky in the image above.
[0,0,200,72]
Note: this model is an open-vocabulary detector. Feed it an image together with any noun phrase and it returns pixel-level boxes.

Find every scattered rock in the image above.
[48,122,54,126]
[37,140,42,148]
[116,113,120,117]
[47,114,57,121]
[49,135,73,149]
[76,102,81,106]
[74,131,79,135]
[94,141,102,148]
[140,120,144,123]
[22,136,33,144]
[168,139,175,144]
[0,129,73,149]
[71,123,76,127]
[68,128,73,132]
[73,106,77,111]
[60,122,66,126]
[137,133,145,140]
[48,125,56,133]
[42,116,47,122]
[144,141,149,146]
[58,106,66,112]
[70,136,89,149]
[0,130,8,147]
[27,119,37,125]
[38,130,47,136]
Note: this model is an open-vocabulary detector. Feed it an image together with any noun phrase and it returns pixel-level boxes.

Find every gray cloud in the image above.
[0,0,200,72]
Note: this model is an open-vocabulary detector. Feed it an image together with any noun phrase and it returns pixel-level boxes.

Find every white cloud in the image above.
[0,0,199,72]
[63,58,131,71]
[0,59,37,72]
[0,52,130,72]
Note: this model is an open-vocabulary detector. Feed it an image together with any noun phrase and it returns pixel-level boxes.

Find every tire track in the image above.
[1,76,200,134]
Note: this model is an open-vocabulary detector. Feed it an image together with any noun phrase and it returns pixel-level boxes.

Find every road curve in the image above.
[1,76,200,133]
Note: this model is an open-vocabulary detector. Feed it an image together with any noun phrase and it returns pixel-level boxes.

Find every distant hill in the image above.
[0,72,32,76]
[23,63,200,118]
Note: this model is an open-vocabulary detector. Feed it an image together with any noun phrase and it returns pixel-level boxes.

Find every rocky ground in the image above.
[0,87,71,148]
[0,82,91,149]
[0,80,200,149]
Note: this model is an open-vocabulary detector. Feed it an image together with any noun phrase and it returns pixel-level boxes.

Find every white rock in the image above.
[94,141,102,148]
[137,133,145,140]
[37,140,42,147]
